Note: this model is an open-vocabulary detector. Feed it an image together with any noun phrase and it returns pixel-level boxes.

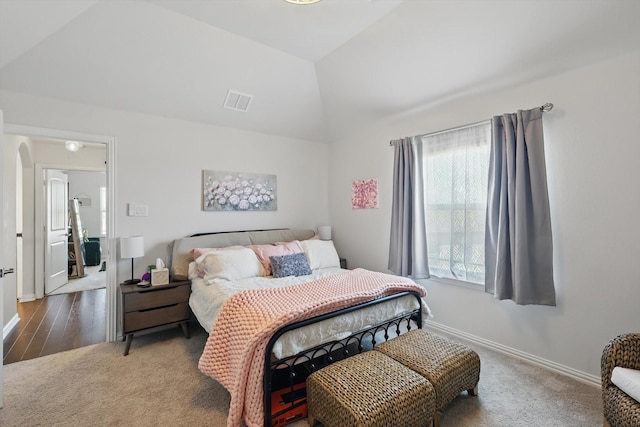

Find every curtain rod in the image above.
[389,102,554,146]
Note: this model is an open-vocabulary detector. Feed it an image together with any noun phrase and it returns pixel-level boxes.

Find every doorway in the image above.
[4,140,110,364]
[3,124,117,348]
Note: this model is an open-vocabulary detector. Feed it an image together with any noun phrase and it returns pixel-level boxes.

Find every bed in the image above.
[169,228,429,427]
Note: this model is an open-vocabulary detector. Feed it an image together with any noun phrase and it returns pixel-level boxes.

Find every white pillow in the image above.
[196,247,266,282]
[612,367,640,403]
[299,239,340,270]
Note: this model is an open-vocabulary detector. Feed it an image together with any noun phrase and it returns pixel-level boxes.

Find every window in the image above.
[99,186,107,236]
[421,122,491,285]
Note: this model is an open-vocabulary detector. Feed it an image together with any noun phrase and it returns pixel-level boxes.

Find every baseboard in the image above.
[3,314,20,340]
[426,321,601,388]
[20,293,36,302]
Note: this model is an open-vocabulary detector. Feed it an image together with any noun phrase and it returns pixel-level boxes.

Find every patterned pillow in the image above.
[270,252,312,278]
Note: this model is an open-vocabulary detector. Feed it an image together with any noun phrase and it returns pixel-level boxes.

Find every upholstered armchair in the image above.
[601,333,640,427]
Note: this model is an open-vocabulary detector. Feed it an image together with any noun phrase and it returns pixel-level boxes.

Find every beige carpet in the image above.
[48,265,106,295]
[1,326,603,427]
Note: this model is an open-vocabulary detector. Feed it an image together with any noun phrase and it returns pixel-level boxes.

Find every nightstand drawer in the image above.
[123,285,190,312]
[124,302,190,332]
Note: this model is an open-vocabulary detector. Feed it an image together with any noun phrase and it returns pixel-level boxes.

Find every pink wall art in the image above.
[351,178,379,209]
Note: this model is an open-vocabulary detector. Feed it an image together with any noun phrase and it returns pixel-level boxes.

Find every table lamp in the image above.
[120,235,144,285]
[318,225,332,240]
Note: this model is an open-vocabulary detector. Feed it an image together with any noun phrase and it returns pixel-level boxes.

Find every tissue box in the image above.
[151,268,169,286]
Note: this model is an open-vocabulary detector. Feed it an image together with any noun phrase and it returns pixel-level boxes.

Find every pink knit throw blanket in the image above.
[198,268,426,427]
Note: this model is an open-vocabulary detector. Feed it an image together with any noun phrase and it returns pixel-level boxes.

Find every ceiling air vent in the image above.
[223,90,253,112]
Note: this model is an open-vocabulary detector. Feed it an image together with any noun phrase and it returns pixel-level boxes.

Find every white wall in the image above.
[31,140,107,169]
[18,139,35,302]
[328,51,640,379]
[0,91,330,288]
[67,170,106,239]
[2,135,20,326]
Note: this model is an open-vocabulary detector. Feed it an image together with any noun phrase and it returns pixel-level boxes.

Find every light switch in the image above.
[128,203,148,216]
[134,204,149,217]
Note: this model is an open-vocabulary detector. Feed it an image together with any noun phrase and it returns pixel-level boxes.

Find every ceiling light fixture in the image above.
[283,0,322,4]
[65,140,83,152]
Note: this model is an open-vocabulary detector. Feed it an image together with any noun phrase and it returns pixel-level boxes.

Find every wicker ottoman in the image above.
[306,350,436,427]
[375,329,480,427]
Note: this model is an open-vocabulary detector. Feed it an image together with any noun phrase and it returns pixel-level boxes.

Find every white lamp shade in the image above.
[318,226,332,240]
[120,236,144,259]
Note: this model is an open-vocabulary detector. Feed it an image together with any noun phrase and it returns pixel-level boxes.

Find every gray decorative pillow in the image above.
[269,252,312,278]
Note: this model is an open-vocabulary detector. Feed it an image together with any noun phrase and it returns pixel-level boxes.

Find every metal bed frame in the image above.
[263,290,423,427]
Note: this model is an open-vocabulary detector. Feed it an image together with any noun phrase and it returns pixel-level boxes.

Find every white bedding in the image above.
[189,267,428,359]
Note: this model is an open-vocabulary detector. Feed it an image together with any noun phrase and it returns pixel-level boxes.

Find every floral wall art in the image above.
[351,178,379,209]
[202,170,277,211]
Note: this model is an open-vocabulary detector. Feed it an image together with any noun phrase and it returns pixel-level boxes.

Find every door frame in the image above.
[1,110,6,407]
[5,123,118,342]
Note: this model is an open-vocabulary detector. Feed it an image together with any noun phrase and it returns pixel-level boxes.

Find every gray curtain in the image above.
[485,108,556,305]
[388,137,429,278]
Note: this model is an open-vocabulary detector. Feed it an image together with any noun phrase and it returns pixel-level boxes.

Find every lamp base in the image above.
[124,278,141,285]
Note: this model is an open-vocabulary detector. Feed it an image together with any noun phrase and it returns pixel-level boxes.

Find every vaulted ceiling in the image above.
[1,0,639,143]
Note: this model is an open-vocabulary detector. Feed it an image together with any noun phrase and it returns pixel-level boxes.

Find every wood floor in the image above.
[3,288,106,365]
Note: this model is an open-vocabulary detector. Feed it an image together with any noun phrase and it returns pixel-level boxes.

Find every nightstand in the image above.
[120,279,191,356]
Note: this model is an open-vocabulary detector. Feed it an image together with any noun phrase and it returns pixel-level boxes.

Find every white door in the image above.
[1,109,6,407]
[45,169,69,294]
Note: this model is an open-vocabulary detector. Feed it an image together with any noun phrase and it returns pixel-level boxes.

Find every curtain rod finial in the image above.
[541,103,553,112]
